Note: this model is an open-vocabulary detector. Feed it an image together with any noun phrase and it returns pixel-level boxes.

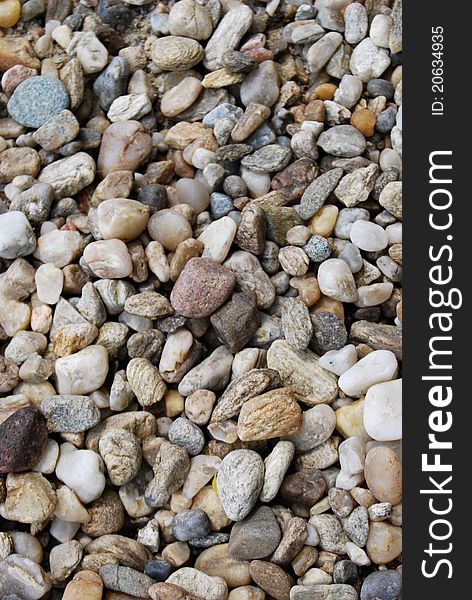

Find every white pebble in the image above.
[338,349,398,397]
[364,378,402,441]
[35,263,63,305]
[350,220,388,252]
[319,344,358,376]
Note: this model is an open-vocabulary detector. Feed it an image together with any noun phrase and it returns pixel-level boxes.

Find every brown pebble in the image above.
[249,560,293,600]
[314,83,337,100]
[0,408,48,474]
[170,257,236,318]
[351,108,376,137]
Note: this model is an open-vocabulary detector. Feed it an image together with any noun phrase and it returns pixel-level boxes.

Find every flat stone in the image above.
[229,506,281,560]
[339,350,398,397]
[217,449,264,521]
[167,567,228,600]
[41,395,101,433]
[360,570,401,600]
[100,564,155,598]
[38,152,96,199]
[249,560,293,600]
[7,76,69,128]
[317,125,366,158]
[299,168,344,220]
[364,446,402,505]
[267,339,338,406]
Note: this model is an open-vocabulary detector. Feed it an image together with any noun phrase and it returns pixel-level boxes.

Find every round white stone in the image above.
[355,282,393,307]
[338,349,398,397]
[364,378,402,441]
[339,436,365,475]
[35,263,64,305]
[317,258,357,303]
[349,220,388,252]
[319,344,358,376]
[198,216,237,263]
[55,443,106,504]
[55,344,109,395]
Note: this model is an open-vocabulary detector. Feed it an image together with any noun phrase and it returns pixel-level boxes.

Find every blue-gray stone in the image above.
[246,123,276,150]
[211,193,234,219]
[171,509,211,541]
[360,570,402,600]
[376,106,397,133]
[366,78,395,100]
[202,103,243,128]
[7,77,70,129]
[304,235,332,262]
[144,559,173,581]
[93,57,130,111]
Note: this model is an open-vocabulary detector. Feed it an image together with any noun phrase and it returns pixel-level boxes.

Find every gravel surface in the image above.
[0,1,402,599]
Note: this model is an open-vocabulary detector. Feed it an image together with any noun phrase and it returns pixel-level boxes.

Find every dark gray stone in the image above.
[93,57,130,111]
[360,570,401,600]
[228,506,281,560]
[366,78,395,100]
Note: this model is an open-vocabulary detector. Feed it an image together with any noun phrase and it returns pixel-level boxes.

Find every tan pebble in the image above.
[195,543,251,587]
[0,0,21,29]
[161,77,203,118]
[5,472,56,523]
[351,108,376,137]
[185,389,216,425]
[202,68,244,88]
[149,582,200,600]
[126,358,167,408]
[314,83,337,100]
[148,209,193,253]
[165,389,185,417]
[63,569,103,600]
[228,587,265,600]
[151,36,204,71]
[237,388,302,441]
[290,275,321,308]
[192,485,231,531]
[364,446,402,505]
[308,205,339,237]
[162,541,191,567]
[366,521,402,565]
[310,294,345,321]
[164,122,206,150]
[170,238,204,281]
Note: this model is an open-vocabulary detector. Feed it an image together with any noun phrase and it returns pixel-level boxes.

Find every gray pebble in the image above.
[240,61,280,108]
[334,208,370,239]
[127,329,165,364]
[172,509,211,541]
[217,449,265,521]
[376,107,397,133]
[168,417,205,456]
[41,395,101,433]
[189,532,230,549]
[210,193,234,218]
[343,505,369,547]
[100,564,155,598]
[241,144,292,173]
[361,570,401,600]
[367,78,395,100]
[202,103,243,128]
[303,235,332,262]
[338,242,363,273]
[281,297,313,350]
[228,506,281,560]
[7,77,70,129]
[93,57,130,111]
[311,311,348,354]
[10,183,54,227]
[246,123,277,151]
[317,125,367,158]
[299,168,344,220]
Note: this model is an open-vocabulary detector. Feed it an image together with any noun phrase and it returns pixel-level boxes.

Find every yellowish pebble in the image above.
[309,205,339,237]
[0,0,21,29]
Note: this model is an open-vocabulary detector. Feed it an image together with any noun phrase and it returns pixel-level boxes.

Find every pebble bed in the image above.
[0,1,402,600]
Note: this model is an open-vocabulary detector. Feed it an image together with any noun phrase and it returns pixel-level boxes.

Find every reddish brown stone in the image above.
[170,258,236,318]
[0,408,48,474]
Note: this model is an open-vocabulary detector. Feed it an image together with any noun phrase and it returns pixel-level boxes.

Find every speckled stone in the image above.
[7,76,70,128]
[0,408,48,474]
[171,258,236,318]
